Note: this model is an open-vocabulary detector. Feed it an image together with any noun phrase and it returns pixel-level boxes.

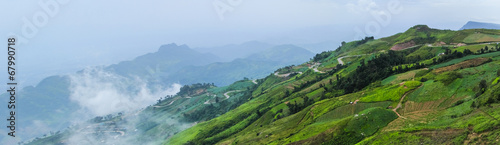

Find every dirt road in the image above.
[392,84,424,118]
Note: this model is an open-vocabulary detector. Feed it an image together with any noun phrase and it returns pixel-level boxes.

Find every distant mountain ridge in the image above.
[460,21,500,30]
[172,44,314,85]
[194,41,274,62]
[2,42,314,142]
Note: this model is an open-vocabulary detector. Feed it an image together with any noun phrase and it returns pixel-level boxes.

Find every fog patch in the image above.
[68,67,181,117]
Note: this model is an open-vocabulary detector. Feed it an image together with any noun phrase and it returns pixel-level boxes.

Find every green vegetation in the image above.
[360,81,421,102]
[27,25,500,145]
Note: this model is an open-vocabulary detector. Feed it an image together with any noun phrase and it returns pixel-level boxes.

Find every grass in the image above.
[315,102,392,122]
[453,44,496,53]
[360,81,421,102]
[430,51,500,69]
[432,58,490,74]
[382,69,426,85]
[406,46,444,59]
[357,131,432,145]
[343,107,398,140]
[492,77,500,85]
[463,33,500,43]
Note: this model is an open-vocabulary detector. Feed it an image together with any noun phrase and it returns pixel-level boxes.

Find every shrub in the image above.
[435,71,462,85]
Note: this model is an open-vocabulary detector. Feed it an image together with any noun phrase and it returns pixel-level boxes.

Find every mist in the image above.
[62,68,185,145]
[68,67,181,117]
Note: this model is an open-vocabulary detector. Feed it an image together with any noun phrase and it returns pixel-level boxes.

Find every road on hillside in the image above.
[337,55,364,65]
[224,90,243,99]
[274,71,303,77]
[309,62,325,73]
[392,84,424,119]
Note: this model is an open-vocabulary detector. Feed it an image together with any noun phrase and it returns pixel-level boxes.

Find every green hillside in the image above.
[27,25,500,145]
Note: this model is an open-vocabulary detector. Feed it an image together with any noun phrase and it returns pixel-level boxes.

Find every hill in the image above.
[26,25,500,145]
[194,41,274,62]
[460,21,500,30]
[106,43,222,85]
[4,43,313,143]
[171,44,314,86]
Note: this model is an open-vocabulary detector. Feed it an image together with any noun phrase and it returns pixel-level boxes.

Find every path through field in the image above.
[392,84,424,119]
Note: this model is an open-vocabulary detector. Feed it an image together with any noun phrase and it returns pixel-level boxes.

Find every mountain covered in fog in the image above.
[1,42,313,143]
[460,21,500,30]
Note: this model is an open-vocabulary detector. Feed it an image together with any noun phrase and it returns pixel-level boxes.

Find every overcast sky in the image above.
[1,0,500,86]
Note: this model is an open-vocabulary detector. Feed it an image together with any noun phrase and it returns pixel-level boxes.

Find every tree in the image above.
[485,46,489,51]
[479,80,487,94]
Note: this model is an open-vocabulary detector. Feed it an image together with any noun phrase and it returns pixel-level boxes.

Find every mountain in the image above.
[171,45,314,86]
[27,25,500,144]
[297,40,341,53]
[246,44,314,63]
[4,43,313,143]
[460,21,500,30]
[106,43,222,84]
[194,41,274,62]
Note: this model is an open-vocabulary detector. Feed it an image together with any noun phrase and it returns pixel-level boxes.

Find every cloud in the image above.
[68,67,181,117]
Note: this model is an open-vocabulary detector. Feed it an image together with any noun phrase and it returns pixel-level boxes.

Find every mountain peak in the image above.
[409,25,431,32]
[460,21,500,30]
[159,43,190,52]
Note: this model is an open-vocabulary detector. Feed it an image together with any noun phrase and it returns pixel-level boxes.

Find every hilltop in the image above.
[27,25,500,144]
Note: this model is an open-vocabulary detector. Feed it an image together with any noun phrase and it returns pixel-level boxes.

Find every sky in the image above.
[1,0,500,87]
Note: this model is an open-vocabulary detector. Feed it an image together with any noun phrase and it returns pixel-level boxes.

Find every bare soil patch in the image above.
[433,58,490,74]
[391,40,416,51]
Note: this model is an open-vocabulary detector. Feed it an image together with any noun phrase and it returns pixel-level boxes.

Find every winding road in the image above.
[204,90,243,105]
[274,71,303,77]
[309,62,325,73]
[224,90,243,99]
[337,55,365,65]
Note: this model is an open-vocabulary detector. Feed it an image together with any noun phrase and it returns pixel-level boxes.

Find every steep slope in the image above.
[166,25,500,144]
[26,25,500,145]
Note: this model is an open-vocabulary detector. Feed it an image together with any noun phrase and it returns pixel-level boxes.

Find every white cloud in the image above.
[68,67,181,117]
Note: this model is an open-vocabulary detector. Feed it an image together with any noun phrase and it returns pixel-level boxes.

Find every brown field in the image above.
[432,58,490,74]
[391,40,416,51]
[383,96,463,132]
